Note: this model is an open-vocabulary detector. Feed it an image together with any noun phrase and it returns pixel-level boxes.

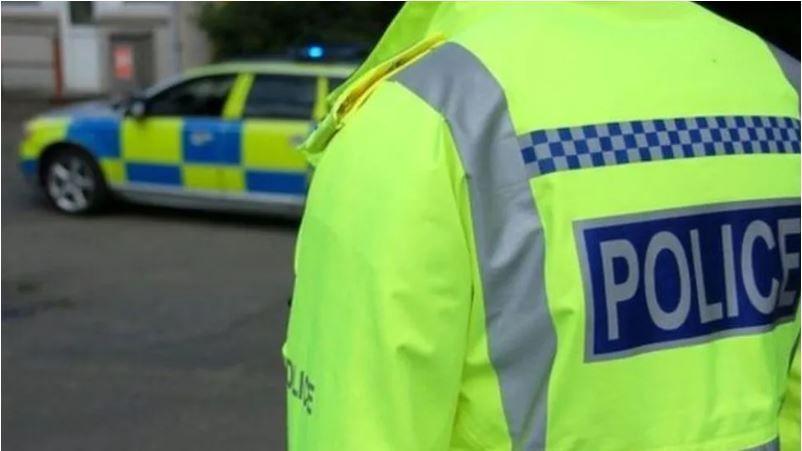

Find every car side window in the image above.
[328,77,347,91]
[147,75,235,117]
[243,75,316,120]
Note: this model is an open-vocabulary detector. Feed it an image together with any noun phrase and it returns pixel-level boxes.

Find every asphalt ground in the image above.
[2,96,295,450]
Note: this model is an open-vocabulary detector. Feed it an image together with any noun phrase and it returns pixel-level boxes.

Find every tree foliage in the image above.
[198,2,402,61]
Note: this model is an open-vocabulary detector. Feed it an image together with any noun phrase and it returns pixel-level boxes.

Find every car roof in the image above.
[185,61,357,79]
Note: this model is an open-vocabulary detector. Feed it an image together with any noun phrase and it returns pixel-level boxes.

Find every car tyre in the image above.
[43,148,108,214]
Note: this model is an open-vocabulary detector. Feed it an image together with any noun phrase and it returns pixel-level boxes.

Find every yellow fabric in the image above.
[455,2,797,134]
[285,81,481,450]
[300,33,445,165]
[286,2,800,450]
[780,344,801,451]
[536,155,799,450]
[327,2,505,104]
[300,1,511,163]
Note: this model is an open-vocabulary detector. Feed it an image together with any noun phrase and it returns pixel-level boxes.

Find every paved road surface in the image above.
[2,96,295,450]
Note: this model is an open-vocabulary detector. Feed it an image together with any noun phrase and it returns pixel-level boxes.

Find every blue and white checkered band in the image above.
[518,116,801,178]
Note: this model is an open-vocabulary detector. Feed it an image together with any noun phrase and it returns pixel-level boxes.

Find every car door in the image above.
[121,74,237,194]
[236,73,319,201]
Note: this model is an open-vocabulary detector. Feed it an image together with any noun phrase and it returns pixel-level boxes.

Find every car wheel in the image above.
[43,149,108,214]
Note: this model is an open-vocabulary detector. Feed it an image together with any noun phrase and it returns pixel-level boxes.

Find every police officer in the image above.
[284,3,800,450]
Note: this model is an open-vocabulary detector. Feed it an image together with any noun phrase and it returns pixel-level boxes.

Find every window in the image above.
[147,75,235,117]
[69,2,93,24]
[328,77,347,91]
[243,75,316,120]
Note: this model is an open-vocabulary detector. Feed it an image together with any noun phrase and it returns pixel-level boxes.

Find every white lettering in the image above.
[777,218,800,308]
[741,220,779,314]
[644,231,692,331]
[690,229,723,323]
[600,239,639,341]
[721,224,740,318]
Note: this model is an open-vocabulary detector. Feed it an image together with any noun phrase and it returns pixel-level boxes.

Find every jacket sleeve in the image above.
[283,80,473,450]
[779,343,800,451]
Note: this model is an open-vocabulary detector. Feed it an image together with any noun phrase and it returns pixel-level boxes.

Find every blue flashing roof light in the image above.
[307,45,324,59]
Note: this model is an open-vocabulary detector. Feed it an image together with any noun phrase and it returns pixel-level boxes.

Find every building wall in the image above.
[153,24,174,82]
[0,4,61,95]
[62,26,104,94]
[1,1,211,98]
[1,28,57,94]
[177,3,211,72]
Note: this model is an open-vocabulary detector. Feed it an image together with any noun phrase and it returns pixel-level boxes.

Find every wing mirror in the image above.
[127,96,147,119]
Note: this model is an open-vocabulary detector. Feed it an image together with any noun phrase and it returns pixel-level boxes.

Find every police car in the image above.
[19,54,355,215]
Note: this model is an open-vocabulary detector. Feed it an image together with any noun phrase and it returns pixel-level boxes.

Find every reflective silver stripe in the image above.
[767,42,800,95]
[744,437,779,451]
[394,43,556,450]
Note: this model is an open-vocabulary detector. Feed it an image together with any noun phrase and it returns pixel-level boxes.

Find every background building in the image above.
[1,1,211,99]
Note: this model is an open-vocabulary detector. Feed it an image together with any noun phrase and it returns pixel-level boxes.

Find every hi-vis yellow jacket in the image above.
[284,3,801,450]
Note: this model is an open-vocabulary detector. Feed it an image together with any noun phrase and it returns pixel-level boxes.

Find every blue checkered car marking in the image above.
[518,116,801,177]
